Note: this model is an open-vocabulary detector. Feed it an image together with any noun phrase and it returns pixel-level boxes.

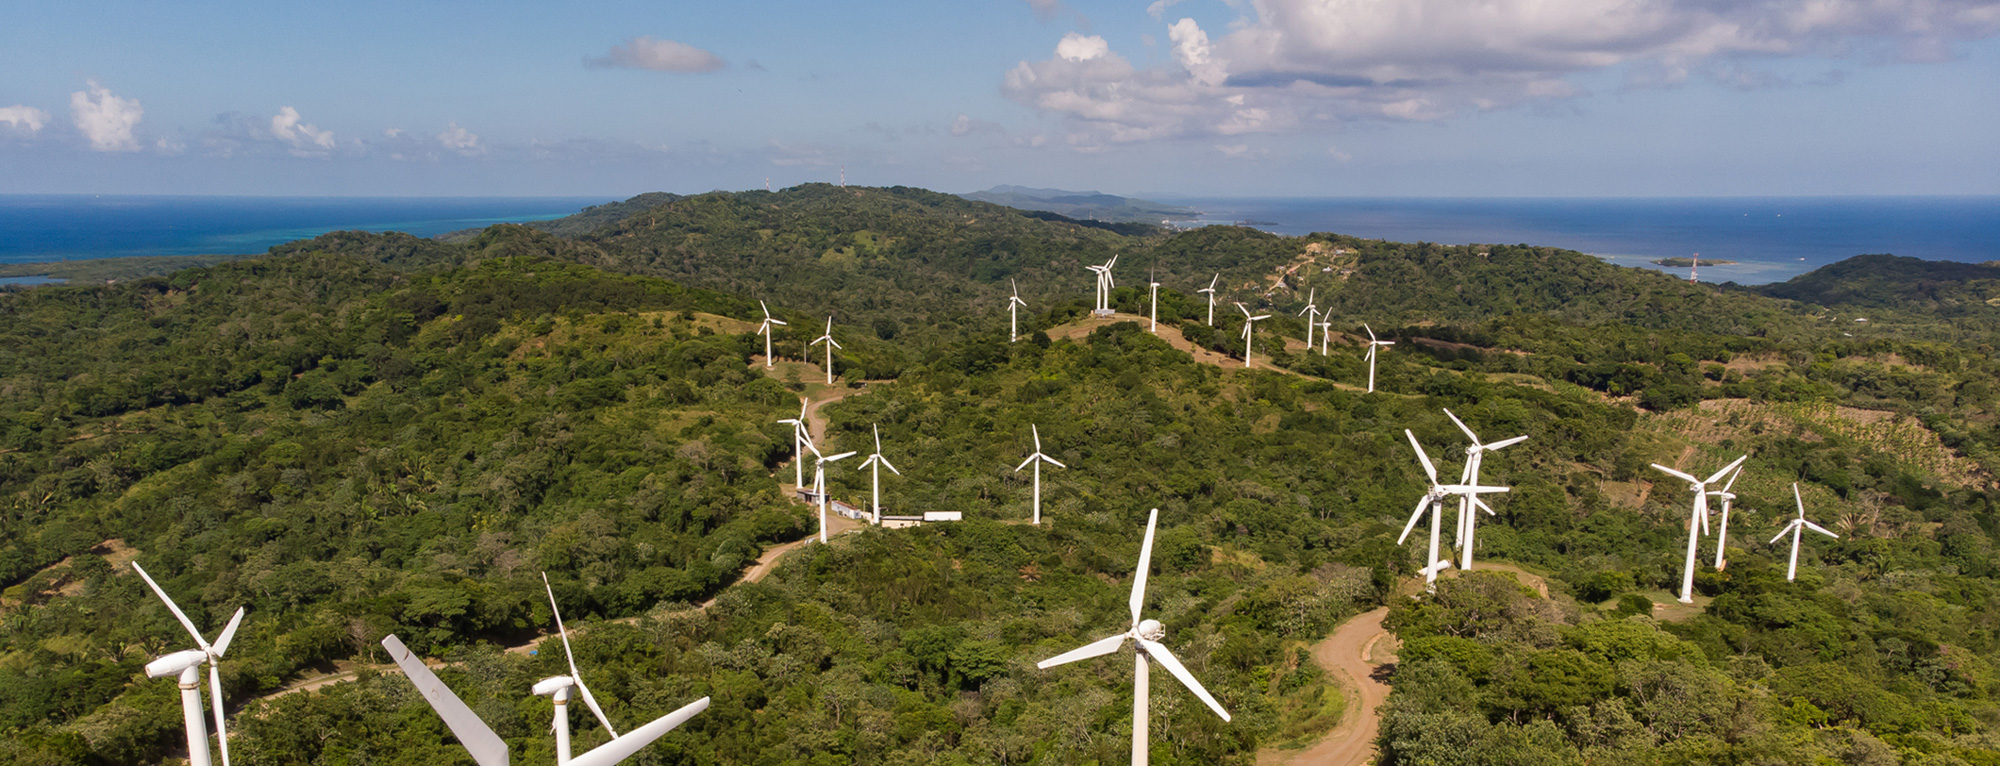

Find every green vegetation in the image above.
[2,186,1998,765]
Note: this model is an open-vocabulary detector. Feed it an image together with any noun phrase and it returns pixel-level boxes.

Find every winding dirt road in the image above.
[1257,608,1395,766]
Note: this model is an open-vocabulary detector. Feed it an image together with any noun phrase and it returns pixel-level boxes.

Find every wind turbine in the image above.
[1651,455,1748,604]
[1317,318,1333,356]
[1398,431,1510,592]
[1706,466,1744,570]
[1084,254,1118,315]
[1009,279,1028,342]
[777,398,813,488]
[756,300,787,368]
[1148,269,1161,332]
[1235,303,1271,369]
[1442,408,1528,572]
[534,573,622,761]
[810,442,858,543]
[811,317,841,385]
[133,562,246,766]
[1015,424,1066,525]
[1197,274,1218,326]
[856,424,902,524]
[1772,483,1838,581]
[1296,288,1319,353]
[383,633,709,766]
[1364,324,1395,393]
[1037,508,1231,766]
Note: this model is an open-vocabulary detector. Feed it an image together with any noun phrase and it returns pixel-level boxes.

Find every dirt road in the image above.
[1258,607,1395,766]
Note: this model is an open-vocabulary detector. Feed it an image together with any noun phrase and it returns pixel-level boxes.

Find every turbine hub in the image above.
[1137,619,1165,641]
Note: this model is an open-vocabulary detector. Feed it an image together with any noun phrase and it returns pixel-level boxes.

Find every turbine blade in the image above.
[824,451,857,462]
[1442,408,1480,445]
[1208,273,1219,289]
[210,662,233,766]
[381,634,509,766]
[1651,464,1699,484]
[1770,523,1799,545]
[1704,455,1749,486]
[1365,324,1376,342]
[1473,496,1497,516]
[1136,639,1231,722]
[567,697,710,766]
[1405,430,1438,483]
[1041,455,1067,469]
[759,299,771,318]
[130,562,211,652]
[1485,435,1529,452]
[1803,521,1838,538]
[573,676,620,739]
[880,457,902,476]
[1037,633,1129,669]
[211,607,246,657]
[1015,454,1036,472]
[1131,509,1159,625]
[1032,424,1042,452]
[1720,464,1743,493]
[1793,483,1806,518]
[769,318,786,326]
[1397,495,1429,545]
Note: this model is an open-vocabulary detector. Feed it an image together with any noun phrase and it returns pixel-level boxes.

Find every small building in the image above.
[923,511,962,522]
[879,515,924,529]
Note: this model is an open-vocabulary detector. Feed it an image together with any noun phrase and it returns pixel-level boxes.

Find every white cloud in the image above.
[1055,33,1109,62]
[0,105,50,133]
[948,113,1004,137]
[1146,0,1187,21]
[586,36,726,72]
[1005,0,2000,142]
[270,106,335,154]
[437,121,483,156]
[70,81,143,152]
[1327,145,1352,162]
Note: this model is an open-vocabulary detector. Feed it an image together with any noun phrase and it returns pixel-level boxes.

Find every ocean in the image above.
[1172,196,2000,285]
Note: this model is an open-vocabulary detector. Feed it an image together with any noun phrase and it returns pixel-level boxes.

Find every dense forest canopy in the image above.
[3,186,1999,765]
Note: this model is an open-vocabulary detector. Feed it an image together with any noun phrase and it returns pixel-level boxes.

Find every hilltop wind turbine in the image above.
[383,632,709,766]
[811,317,841,385]
[810,442,859,543]
[1148,269,1161,332]
[1085,255,1119,316]
[1297,288,1319,353]
[1398,431,1510,592]
[1015,424,1066,525]
[1197,274,1219,326]
[1363,324,1395,393]
[1235,303,1271,368]
[1009,279,1029,342]
[1317,318,1333,356]
[777,399,813,488]
[534,573,622,761]
[856,424,902,524]
[1772,483,1838,581]
[133,562,246,766]
[756,301,787,368]
[1651,455,1748,604]
[1707,466,1744,570]
[1442,409,1528,572]
[1037,508,1231,766]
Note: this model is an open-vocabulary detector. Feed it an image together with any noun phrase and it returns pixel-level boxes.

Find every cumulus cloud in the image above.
[1005,0,2000,142]
[70,81,143,152]
[270,106,335,154]
[586,36,726,72]
[0,105,50,134]
[437,122,483,156]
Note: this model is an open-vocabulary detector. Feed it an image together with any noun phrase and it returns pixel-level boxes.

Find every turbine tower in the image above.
[1651,455,1748,604]
[1772,483,1838,581]
[1398,431,1510,592]
[1363,324,1395,393]
[811,317,841,385]
[1296,288,1319,353]
[1009,279,1029,342]
[1147,269,1161,333]
[810,442,859,543]
[1706,466,1744,570]
[1037,508,1231,766]
[777,399,813,488]
[1235,303,1271,369]
[383,632,709,766]
[1442,408,1527,572]
[856,424,902,525]
[133,562,246,766]
[1197,274,1219,326]
[535,573,621,762]
[756,300,787,368]
[1015,424,1066,525]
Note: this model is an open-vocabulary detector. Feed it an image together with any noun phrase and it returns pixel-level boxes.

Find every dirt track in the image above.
[1257,607,1395,766]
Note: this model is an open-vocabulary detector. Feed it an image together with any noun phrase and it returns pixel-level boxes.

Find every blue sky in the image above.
[3,0,1997,198]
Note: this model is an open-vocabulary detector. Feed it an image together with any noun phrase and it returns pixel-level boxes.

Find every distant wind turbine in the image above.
[1148,269,1161,332]
[1364,324,1395,393]
[811,317,841,385]
[756,300,787,368]
[777,399,813,488]
[1772,482,1837,581]
[1197,274,1219,326]
[1442,408,1527,573]
[1009,279,1028,342]
[856,424,902,524]
[808,441,859,543]
[1235,303,1271,368]
[1297,288,1319,353]
[1317,318,1333,356]
[1015,424,1066,525]
[1651,455,1748,603]
[1707,466,1744,570]
[1399,430,1509,592]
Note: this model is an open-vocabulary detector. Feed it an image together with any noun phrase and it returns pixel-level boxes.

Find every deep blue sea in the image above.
[1173,196,2000,284]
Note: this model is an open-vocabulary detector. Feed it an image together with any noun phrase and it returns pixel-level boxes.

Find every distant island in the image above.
[959,185,1199,225]
[1655,256,1736,267]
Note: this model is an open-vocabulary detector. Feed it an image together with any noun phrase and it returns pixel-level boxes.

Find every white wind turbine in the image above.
[777,398,813,488]
[133,562,247,766]
[1197,274,1219,326]
[1442,408,1528,573]
[1009,279,1029,342]
[1772,483,1838,581]
[1037,508,1231,766]
[811,317,841,385]
[1297,288,1319,353]
[856,424,902,524]
[383,633,709,766]
[1015,424,1066,525]
[1398,431,1511,592]
[1148,269,1161,332]
[1235,303,1271,368]
[755,300,787,368]
[1084,254,1119,315]
[810,441,859,543]
[534,572,622,761]
[1363,324,1395,393]
[1651,455,1748,604]
[1317,318,1333,356]
[1706,466,1745,570]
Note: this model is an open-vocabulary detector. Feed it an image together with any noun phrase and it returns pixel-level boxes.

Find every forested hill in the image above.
[1752,253,2000,314]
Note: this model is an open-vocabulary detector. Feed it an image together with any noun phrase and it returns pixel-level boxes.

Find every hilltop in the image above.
[960,184,1199,225]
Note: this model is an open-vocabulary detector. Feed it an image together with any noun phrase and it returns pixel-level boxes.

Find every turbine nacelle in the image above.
[1136,618,1164,642]
[532,675,576,697]
[145,649,210,679]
